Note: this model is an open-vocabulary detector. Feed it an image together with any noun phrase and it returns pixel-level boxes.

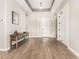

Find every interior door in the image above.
[57,13,65,41]
[57,4,69,46]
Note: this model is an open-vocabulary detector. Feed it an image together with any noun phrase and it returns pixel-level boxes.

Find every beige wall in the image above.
[69,0,79,53]
[57,0,79,55]
[26,12,56,38]
[0,0,27,51]
[0,0,7,50]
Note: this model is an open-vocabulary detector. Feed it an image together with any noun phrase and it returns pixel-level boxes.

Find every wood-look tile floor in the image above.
[0,38,79,59]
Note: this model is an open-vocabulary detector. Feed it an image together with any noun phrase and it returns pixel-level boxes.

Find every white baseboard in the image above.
[29,36,56,38]
[68,47,79,58]
[58,40,79,58]
[0,47,10,52]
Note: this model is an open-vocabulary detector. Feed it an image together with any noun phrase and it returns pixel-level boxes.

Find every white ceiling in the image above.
[51,0,68,13]
[16,0,66,14]
[16,0,32,14]
[25,0,54,11]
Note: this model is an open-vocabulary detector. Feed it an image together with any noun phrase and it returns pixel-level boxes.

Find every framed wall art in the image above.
[12,11,19,25]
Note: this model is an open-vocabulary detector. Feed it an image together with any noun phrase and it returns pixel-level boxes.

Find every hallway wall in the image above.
[57,0,79,56]
[0,0,7,51]
[69,0,79,54]
[2,0,27,51]
[26,12,56,38]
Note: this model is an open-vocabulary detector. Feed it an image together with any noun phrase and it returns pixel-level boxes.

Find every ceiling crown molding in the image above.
[25,0,55,12]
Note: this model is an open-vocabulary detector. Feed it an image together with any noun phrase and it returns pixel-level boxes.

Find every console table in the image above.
[10,32,29,49]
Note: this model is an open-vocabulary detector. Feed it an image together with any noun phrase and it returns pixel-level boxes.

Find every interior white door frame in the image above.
[57,3,69,46]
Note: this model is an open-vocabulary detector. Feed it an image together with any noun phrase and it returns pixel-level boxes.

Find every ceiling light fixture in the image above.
[40,2,42,7]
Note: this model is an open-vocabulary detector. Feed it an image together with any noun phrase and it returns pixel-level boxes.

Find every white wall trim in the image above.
[58,40,79,58]
[29,36,56,38]
[0,47,10,52]
[68,47,79,58]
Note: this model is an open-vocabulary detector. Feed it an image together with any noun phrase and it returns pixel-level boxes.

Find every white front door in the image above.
[41,19,50,37]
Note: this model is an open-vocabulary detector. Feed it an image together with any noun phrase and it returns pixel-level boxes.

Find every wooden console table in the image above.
[10,32,29,49]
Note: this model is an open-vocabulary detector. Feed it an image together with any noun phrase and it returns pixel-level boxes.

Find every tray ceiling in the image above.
[25,0,54,12]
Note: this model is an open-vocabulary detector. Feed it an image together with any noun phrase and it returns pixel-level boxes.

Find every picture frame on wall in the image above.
[12,11,19,25]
